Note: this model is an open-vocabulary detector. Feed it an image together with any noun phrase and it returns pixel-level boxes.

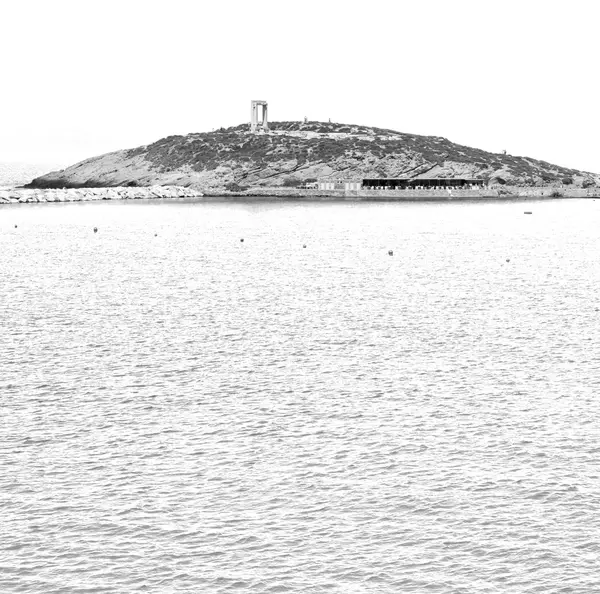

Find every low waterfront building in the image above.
[362,178,485,189]
[318,180,361,191]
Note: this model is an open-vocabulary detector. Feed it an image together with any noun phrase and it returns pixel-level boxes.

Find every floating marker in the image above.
[388,250,394,256]
[14,225,17,228]
[506,258,510,263]
[240,238,244,243]
[303,244,306,248]
[93,227,98,233]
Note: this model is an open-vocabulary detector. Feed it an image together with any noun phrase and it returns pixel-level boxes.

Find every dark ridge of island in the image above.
[27,121,600,194]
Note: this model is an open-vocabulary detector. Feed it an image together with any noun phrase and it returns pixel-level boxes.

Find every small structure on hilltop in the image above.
[250,100,268,133]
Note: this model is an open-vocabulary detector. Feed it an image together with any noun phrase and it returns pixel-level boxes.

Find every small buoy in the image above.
[154,233,158,237]
[240,238,244,243]
[524,211,532,215]
[93,227,98,233]
[388,250,394,256]
[506,258,510,263]
[303,244,306,248]
[14,225,17,228]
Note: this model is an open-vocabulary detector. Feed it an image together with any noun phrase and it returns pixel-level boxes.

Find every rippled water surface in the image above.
[2,199,600,593]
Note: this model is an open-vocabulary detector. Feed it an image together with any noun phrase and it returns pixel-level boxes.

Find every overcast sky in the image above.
[2,0,599,173]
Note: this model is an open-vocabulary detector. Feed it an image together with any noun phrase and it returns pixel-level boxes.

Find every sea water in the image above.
[1,199,600,593]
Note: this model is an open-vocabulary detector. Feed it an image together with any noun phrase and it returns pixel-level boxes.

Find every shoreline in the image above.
[2,185,599,205]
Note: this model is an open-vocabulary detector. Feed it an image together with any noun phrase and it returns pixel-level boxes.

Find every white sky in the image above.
[1,0,599,173]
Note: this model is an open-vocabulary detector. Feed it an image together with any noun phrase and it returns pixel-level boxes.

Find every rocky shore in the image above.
[205,186,600,200]
[0,186,600,205]
[3,184,600,205]
[0,185,202,204]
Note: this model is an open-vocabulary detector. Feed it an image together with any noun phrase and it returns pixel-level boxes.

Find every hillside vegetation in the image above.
[28,122,600,190]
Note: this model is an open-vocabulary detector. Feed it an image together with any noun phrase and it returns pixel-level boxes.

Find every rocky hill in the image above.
[28,122,600,191]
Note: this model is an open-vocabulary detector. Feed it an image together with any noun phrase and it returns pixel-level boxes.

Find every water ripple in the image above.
[2,199,600,592]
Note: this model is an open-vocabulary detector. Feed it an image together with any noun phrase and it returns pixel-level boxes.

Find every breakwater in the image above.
[3,185,599,205]
[0,186,201,204]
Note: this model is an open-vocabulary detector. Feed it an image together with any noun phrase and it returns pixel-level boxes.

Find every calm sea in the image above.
[1,198,600,593]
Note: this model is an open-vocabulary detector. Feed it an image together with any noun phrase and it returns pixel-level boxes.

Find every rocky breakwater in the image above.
[0,185,202,205]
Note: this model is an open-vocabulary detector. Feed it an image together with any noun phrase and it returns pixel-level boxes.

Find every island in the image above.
[3,117,598,204]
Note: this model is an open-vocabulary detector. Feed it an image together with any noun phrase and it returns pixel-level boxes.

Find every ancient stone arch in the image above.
[250,100,268,132]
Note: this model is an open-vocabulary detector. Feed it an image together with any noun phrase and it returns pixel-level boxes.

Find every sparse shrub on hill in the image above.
[225,182,249,192]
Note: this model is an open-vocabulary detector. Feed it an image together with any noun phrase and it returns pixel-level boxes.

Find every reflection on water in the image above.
[2,199,600,593]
